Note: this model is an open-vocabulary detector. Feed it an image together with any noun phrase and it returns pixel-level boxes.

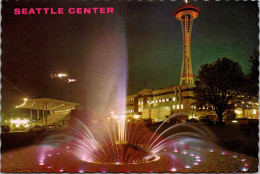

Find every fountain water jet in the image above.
[38,114,220,170]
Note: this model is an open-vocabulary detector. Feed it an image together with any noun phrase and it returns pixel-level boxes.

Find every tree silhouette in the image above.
[193,58,246,124]
[246,50,259,102]
[233,50,259,118]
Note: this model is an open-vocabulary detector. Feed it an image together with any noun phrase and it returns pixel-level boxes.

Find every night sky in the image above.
[1,0,258,116]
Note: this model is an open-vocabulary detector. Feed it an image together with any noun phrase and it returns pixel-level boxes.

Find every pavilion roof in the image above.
[15,98,79,111]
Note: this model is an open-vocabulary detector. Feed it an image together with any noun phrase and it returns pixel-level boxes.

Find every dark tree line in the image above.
[246,50,259,102]
[193,51,259,124]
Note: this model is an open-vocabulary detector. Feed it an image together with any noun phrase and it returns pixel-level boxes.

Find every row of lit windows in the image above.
[126,110,134,114]
[126,104,184,113]
[172,104,184,110]
[128,98,134,102]
[191,105,197,109]
[153,97,178,104]
[137,97,181,105]
[138,108,143,112]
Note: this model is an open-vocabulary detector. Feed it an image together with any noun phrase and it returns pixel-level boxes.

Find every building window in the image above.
[181,104,184,109]
[155,100,158,103]
[173,97,176,101]
[173,105,175,110]
[166,98,169,102]
[162,99,165,102]
[177,105,180,109]
[159,100,161,103]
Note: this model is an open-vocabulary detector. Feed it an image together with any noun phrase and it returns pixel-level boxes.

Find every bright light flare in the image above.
[68,78,77,83]
[51,73,68,78]
[10,118,30,127]
[241,167,248,172]
[39,162,44,166]
[171,168,177,172]
[235,110,242,114]
[134,115,140,119]
[58,73,68,78]
[78,169,84,173]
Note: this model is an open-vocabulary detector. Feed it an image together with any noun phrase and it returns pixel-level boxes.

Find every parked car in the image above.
[1,125,10,133]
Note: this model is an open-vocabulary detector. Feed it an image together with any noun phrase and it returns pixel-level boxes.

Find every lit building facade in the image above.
[126,85,259,122]
[126,84,211,121]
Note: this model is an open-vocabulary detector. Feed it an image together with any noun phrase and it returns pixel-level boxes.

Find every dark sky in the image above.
[2,0,258,116]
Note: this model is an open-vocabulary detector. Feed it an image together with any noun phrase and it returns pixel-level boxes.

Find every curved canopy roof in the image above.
[15,98,79,112]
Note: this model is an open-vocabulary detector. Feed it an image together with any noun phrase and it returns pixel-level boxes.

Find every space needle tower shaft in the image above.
[173,1,201,85]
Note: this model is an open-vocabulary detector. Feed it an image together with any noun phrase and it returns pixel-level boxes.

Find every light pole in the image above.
[51,73,68,100]
[50,73,77,101]
[67,78,77,101]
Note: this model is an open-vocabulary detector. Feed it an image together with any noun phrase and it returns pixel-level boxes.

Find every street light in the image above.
[57,73,68,78]
[68,78,76,83]
[50,73,77,101]
[67,78,77,101]
[50,73,68,79]
[50,73,69,100]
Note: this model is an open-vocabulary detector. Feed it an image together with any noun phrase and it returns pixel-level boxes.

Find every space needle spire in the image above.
[173,1,201,85]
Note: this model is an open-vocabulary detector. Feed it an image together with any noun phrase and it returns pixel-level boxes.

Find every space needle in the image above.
[173,0,201,85]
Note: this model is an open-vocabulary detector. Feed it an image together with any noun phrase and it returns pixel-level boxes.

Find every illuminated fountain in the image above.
[69,117,218,165]
[37,114,222,173]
